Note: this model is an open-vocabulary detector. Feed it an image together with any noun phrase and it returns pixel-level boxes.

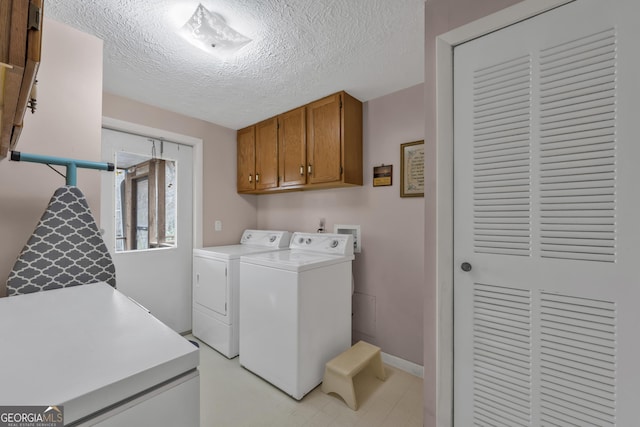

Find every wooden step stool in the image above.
[321,341,386,410]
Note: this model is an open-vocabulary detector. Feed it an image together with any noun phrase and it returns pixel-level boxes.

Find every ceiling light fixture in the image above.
[178,3,251,57]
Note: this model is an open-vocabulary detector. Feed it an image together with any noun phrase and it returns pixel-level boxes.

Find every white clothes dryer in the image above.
[192,230,290,358]
[239,232,354,399]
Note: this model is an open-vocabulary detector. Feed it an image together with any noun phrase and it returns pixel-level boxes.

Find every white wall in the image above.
[0,19,103,296]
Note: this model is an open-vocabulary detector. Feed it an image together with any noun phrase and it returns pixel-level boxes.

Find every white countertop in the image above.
[194,244,287,260]
[0,282,199,423]
[240,250,354,272]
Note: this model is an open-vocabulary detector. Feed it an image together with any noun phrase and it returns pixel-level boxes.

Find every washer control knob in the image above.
[461,262,472,272]
[298,237,305,244]
[305,238,312,244]
[331,240,339,248]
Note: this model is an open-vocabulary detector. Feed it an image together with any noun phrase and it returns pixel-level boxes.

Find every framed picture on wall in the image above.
[373,164,393,187]
[400,140,424,197]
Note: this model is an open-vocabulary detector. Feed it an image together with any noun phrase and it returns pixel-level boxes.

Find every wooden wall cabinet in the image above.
[278,106,306,188]
[1,0,43,158]
[237,91,362,194]
[306,92,363,188]
[237,126,256,192]
[237,117,279,192]
[254,117,278,190]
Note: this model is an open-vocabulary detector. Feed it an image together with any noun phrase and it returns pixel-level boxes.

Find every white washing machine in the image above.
[192,230,290,358]
[239,232,354,399]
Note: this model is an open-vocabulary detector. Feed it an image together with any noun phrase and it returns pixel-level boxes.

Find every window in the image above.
[115,152,177,252]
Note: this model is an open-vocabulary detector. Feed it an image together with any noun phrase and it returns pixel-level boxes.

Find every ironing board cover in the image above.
[6,186,116,295]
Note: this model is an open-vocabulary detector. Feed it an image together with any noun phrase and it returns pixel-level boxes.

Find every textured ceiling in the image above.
[45,0,425,130]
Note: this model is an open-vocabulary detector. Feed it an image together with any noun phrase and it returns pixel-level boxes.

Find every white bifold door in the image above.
[454,0,640,425]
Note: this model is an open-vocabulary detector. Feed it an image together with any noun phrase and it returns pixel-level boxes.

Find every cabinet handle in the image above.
[308,164,312,175]
[300,165,304,176]
[248,174,252,183]
[256,173,260,183]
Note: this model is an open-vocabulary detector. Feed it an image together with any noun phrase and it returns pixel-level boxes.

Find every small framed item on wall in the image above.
[373,164,392,187]
[400,140,424,197]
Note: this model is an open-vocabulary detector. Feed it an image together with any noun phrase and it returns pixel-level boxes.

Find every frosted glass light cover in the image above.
[179,3,251,56]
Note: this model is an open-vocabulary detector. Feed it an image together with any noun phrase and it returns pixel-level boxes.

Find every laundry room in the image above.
[5,0,627,426]
[0,0,425,423]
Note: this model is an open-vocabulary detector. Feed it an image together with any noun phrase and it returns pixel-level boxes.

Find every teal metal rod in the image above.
[10,151,114,186]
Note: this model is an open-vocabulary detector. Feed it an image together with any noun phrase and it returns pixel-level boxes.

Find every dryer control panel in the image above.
[289,232,354,256]
[240,230,291,248]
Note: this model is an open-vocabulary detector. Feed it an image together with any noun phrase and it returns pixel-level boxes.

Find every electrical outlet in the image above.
[214,220,222,231]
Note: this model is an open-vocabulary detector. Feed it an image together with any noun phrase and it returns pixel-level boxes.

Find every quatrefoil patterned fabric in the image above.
[7,186,116,296]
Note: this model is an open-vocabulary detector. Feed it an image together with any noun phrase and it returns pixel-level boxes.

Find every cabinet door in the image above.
[237,126,255,192]
[278,106,306,187]
[255,117,279,190]
[306,93,342,184]
[193,256,227,316]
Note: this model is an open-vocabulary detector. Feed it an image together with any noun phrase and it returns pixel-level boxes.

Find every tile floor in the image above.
[189,336,424,427]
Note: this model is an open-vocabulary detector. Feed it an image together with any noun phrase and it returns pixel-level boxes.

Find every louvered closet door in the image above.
[453,1,640,425]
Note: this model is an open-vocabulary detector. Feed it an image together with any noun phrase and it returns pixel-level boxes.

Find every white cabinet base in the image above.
[89,371,199,427]
[193,305,238,358]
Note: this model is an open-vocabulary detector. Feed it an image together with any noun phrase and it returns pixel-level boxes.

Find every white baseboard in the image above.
[381,352,424,378]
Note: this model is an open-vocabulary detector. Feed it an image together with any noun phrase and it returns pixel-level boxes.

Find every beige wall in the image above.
[102,93,257,247]
[422,0,524,425]
[0,19,103,296]
[257,84,425,365]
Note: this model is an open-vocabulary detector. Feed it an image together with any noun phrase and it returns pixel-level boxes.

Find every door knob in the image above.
[461,262,472,272]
